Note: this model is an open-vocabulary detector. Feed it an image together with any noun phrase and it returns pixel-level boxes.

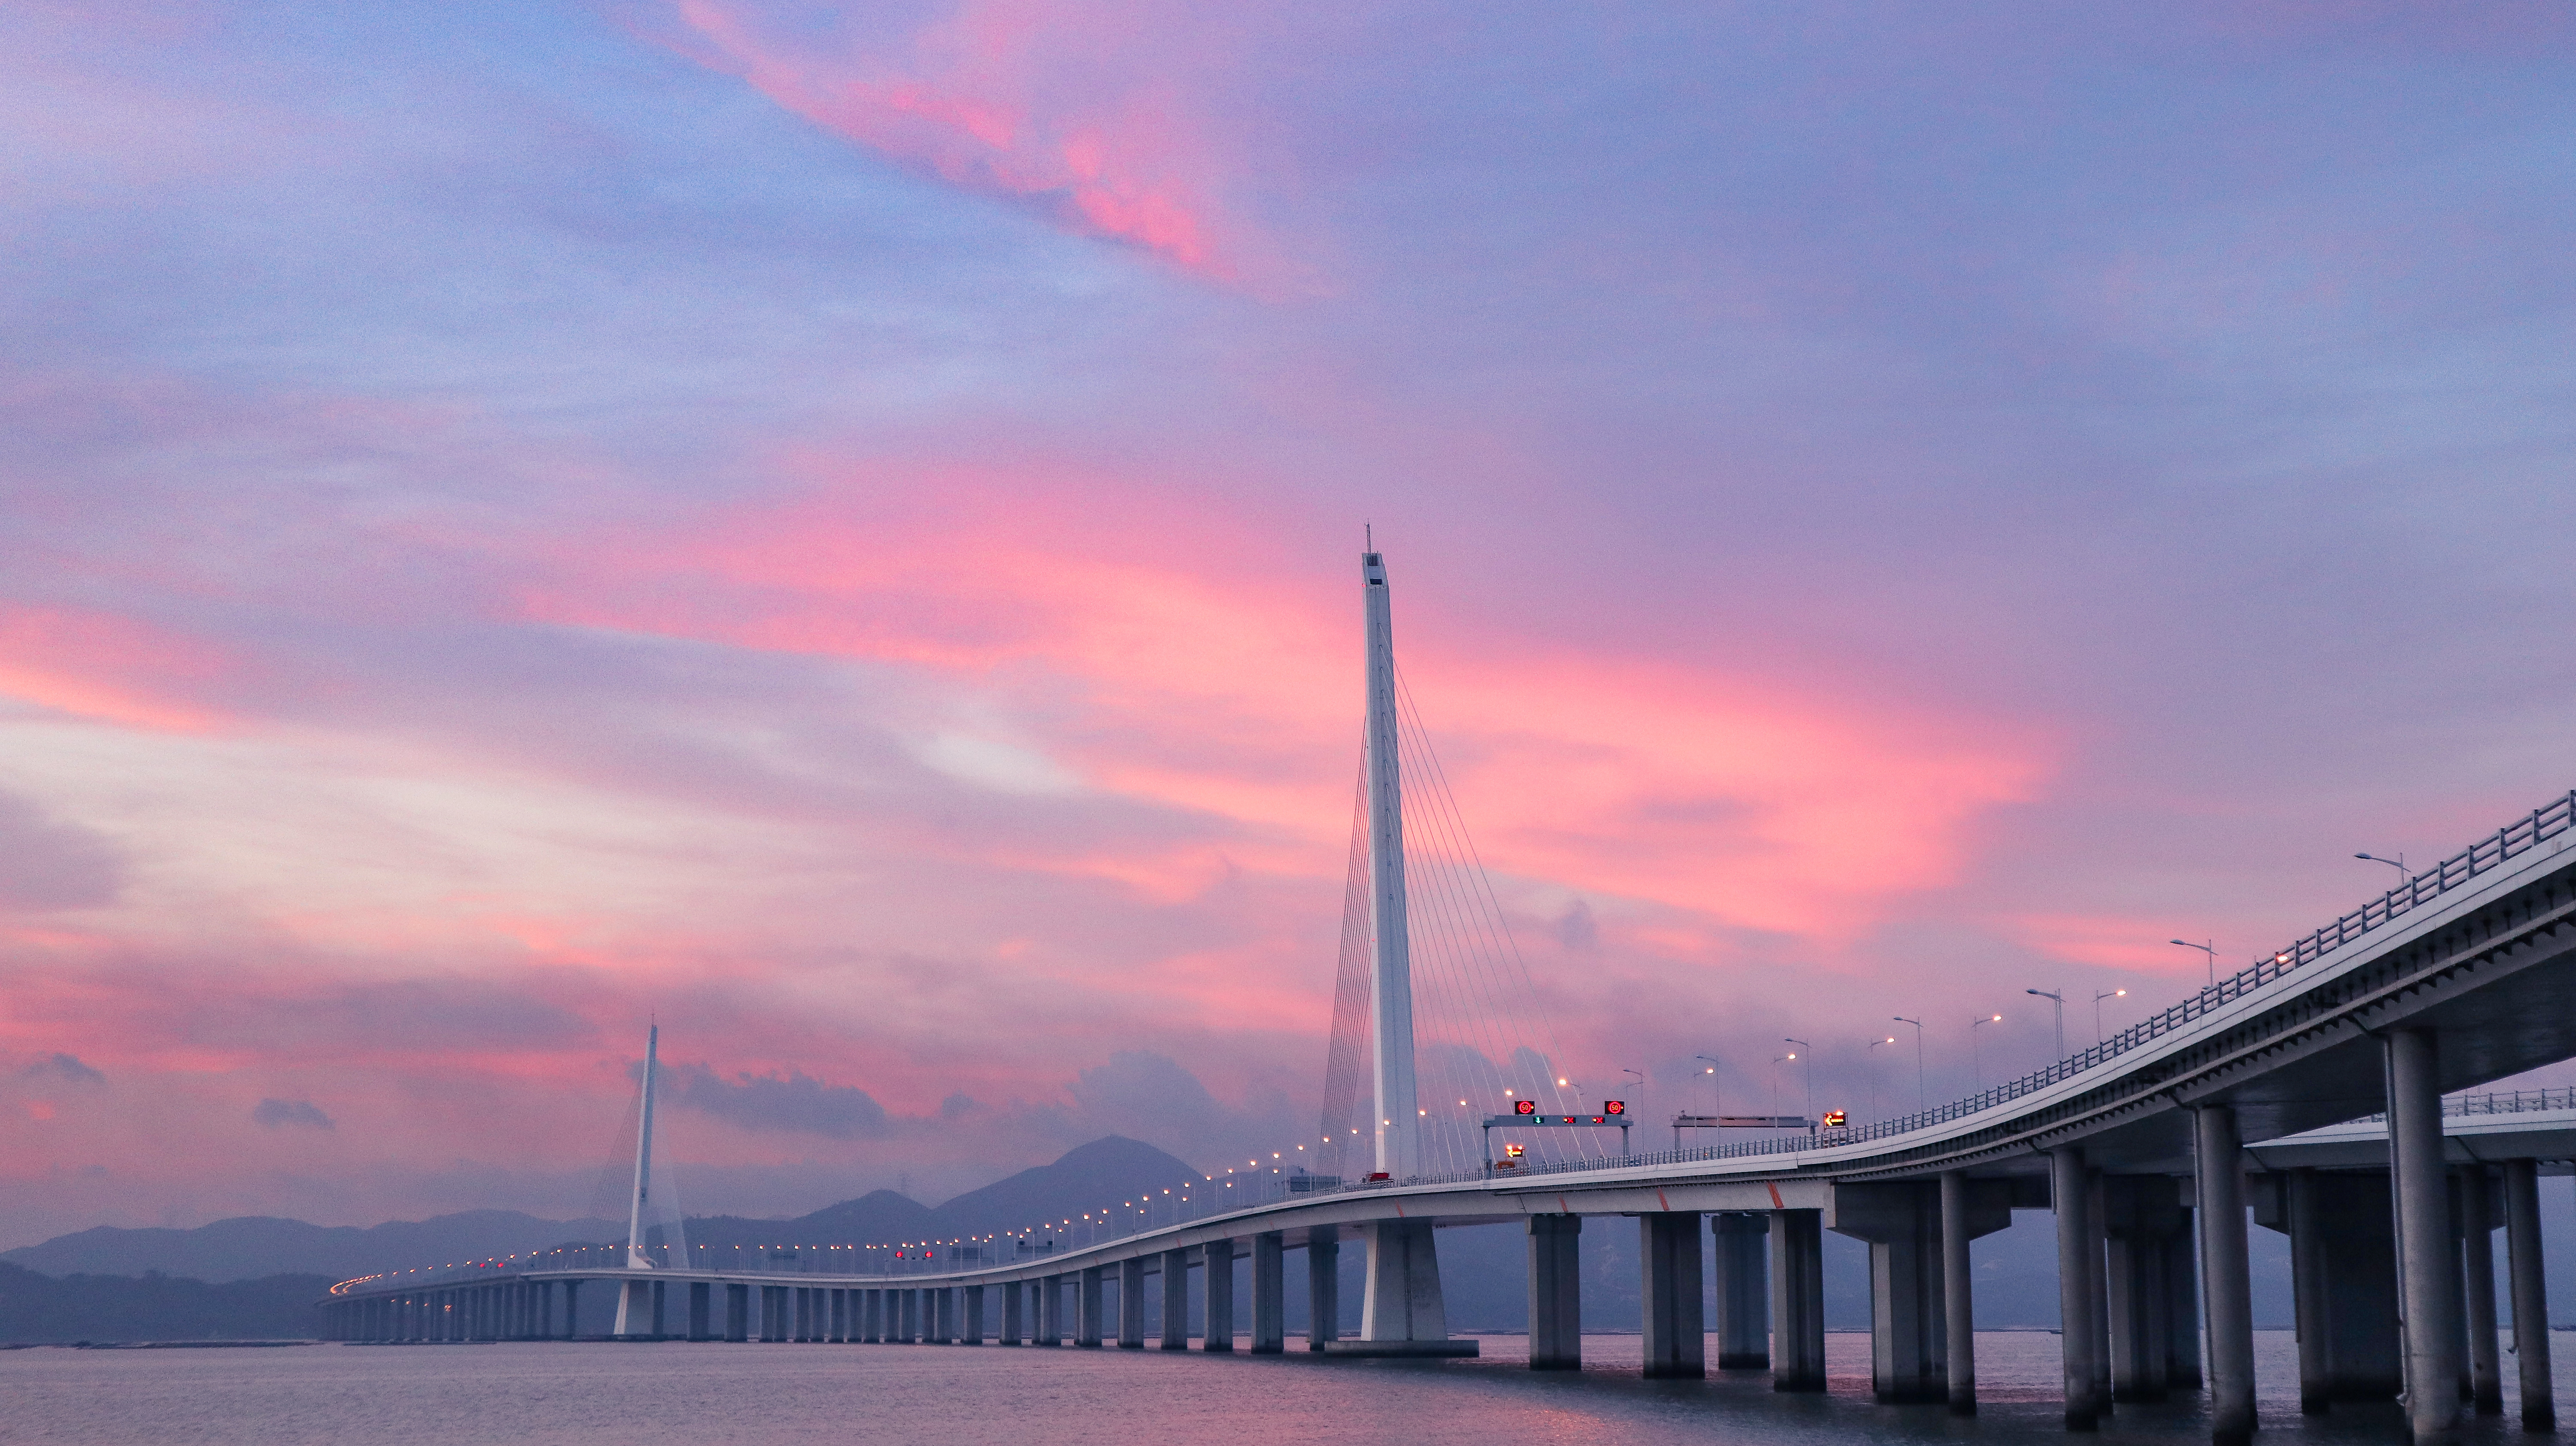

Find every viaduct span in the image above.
[325,552,2576,1446]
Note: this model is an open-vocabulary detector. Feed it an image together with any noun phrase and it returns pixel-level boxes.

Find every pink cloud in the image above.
[518,462,2056,941]
[0,603,239,734]
[658,0,1243,276]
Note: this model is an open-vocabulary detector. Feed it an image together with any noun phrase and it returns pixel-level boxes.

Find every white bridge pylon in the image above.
[1360,548,1419,1184]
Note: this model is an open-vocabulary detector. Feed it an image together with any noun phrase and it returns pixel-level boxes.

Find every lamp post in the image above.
[1694,1054,1722,1118]
[1783,1039,1813,1122]
[2026,989,2065,1060]
[1968,1014,2002,1091]
[1621,1068,1645,1149]
[2093,988,2127,1044]
[1892,1018,1926,1112]
[1867,1036,1894,1121]
[2170,938,2218,987]
[2355,852,2408,889]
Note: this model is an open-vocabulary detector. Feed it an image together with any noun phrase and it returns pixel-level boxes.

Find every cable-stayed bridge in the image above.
[322,550,2576,1446]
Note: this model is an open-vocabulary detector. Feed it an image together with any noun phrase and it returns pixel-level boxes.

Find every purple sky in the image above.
[3,0,2573,1246]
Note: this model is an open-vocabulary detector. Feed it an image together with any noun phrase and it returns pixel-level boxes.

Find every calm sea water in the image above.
[2,1332,2560,1446]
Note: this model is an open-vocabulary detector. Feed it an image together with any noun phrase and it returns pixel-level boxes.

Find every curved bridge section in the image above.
[328,790,2576,1446]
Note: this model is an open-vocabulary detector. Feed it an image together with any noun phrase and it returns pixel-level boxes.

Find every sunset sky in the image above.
[4,1,2573,1247]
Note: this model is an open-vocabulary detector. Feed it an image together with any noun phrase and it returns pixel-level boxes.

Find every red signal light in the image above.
[1603,1100,1626,1115]
[1822,1110,1847,1128]
[1513,1100,1537,1115]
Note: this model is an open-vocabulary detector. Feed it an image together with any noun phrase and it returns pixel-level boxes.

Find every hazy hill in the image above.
[1,1137,1198,1282]
[0,1262,332,1343]
[2,1210,620,1285]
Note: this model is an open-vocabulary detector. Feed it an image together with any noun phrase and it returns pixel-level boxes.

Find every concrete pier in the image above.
[1357,1218,1452,1347]
[1941,1173,1978,1413]
[965,1283,986,1344]
[1251,1231,1285,1353]
[1527,1213,1581,1371]
[2504,1157,2554,1430]
[2196,1105,2257,1446]
[1078,1265,1104,1347]
[2105,1174,2188,1405]
[1714,1212,1767,1370]
[1836,1178,2008,1405]
[2390,1028,2464,1446]
[2054,1148,2103,1430]
[1640,1212,1704,1379]
[1118,1257,1147,1348]
[1000,1277,1024,1344]
[1040,1274,1065,1346]
[723,1282,744,1341]
[1203,1239,1235,1351]
[1771,1207,1828,1392]
[1160,1249,1191,1349]
[1306,1230,1340,1349]
[2460,1166,2503,1415]
[2267,1167,2401,1408]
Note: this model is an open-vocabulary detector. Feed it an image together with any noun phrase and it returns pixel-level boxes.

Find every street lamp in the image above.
[2170,938,2218,987]
[1622,1068,1645,1144]
[2026,989,2065,1060]
[1783,1039,1813,1122]
[1892,1018,1926,1112]
[1694,1054,1722,1118]
[1866,1036,1895,1121]
[1968,1013,2002,1091]
[2093,988,2127,1044]
[2355,852,2408,886]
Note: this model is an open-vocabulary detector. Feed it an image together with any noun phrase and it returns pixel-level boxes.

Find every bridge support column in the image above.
[939,1285,960,1344]
[1161,1249,1191,1349]
[1527,1213,1581,1370]
[1206,1237,1236,1350]
[1835,1178,2007,1404]
[830,1287,847,1343]
[966,1284,986,1344]
[904,1287,924,1343]
[1203,1240,1235,1351]
[1041,1275,1065,1346]
[1641,1212,1705,1378]
[2089,1171,2112,1411]
[561,1281,583,1340]
[1942,1173,1978,1414]
[1251,1232,1285,1353]
[2168,1203,2203,1390]
[2264,1167,2400,1409]
[1000,1280,1024,1344]
[686,1281,710,1341]
[1119,1258,1147,1347]
[1078,1266,1104,1347]
[1359,1219,1449,1344]
[2106,1175,2188,1405]
[2389,1028,2464,1446]
[2461,1166,2503,1415]
[2195,1105,2257,1446]
[1306,1230,1339,1349]
[1714,1212,1767,1370]
[1771,1208,1827,1392]
[2055,1148,2104,1430]
[721,1282,745,1342]
[2504,1157,2554,1430]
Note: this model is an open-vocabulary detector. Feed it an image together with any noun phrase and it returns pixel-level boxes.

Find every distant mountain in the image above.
[0,1210,619,1285]
[0,1137,1198,1282]
[933,1136,1199,1241]
[0,1262,333,1343]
